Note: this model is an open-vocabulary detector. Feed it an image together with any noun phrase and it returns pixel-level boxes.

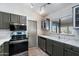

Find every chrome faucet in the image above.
[58,36,60,39]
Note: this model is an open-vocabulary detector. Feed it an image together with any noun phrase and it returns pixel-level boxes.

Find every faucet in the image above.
[58,35,60,39]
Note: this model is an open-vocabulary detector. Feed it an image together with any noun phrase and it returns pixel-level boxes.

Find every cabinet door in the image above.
[0,12,3,29]
[0,44,4,56]
[2,12,10,29]
[38,37,42,49]
[64,49,79,56]
[46,39,53,55]
[19,16,26,24]
[10,14,20,23]
[38,37,46,51]
[9,43,14,56]
[4,42,9,56]
[53,42,63,56]
[0,46,2,56]
[41,37,46,51]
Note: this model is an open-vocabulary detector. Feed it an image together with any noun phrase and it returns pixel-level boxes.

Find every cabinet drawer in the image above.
[53,40,63,47]
[72,46,79,53]
[64,48,79,56]
[64,43,72,49]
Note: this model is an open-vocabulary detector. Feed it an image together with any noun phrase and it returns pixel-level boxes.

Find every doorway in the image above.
[28,20,37,48]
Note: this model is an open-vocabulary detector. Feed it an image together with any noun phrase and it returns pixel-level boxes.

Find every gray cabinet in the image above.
[0,12,27,29]
[19,16,26,24]
[64,45,79,56]
[0,12,10,29]
[52,41,63,56]
[64,48,79,56]
[0,44,4,56]
[11,14,26,24]
[53,44,63,56]
[38,36,46,52]
[38,36,79,56]
[38,36,42,49]
[3,42,9,56]
[2,12,10,29]
[0,42,9,56]
[0,12,3,29]
[38,36,63,56]
[46,39,53,55]
[10,14,20,23]
[41,37,46,51]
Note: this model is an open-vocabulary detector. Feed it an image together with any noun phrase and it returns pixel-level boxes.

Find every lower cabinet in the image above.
[0,44,4,56]
[52,42,63,56]
[38,36,79,56]
[38,36,46,52]
[41,38,46,51]
[3,42,9,56]
[53,41,63,56]
[38,36,42,49]
[64,48,79,56]
[46,39,53,55]
[0,42,9,56]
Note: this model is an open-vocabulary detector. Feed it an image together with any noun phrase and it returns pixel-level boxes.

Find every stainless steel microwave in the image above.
[9,23,26,31]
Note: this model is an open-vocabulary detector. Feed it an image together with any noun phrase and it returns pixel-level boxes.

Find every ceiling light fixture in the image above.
[30,3,34,8]
[39,3,51,16]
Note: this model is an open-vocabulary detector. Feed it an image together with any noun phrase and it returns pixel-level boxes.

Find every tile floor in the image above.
[13,51,28,56]
[28,47,48,56]
[13,47,48,56]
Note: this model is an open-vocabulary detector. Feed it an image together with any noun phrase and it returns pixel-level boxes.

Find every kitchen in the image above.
[0,3,79,56]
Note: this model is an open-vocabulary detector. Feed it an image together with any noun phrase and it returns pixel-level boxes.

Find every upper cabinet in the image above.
[0,12,3,29]
[2,12,10,29]
[10,14,20,23]
[41,18,50,30]
[10,14,26,24]
[0,12,10,29]
[73,5,79,28]
[19,16,26,24]
[0,12,27,29]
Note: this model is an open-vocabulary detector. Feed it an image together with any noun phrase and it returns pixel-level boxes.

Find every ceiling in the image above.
[24,3,79,22]
[24,3,78,15]
[22,3,79,21]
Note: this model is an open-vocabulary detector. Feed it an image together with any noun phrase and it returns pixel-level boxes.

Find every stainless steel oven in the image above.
[9,40,28,56]
[9,31,28,56]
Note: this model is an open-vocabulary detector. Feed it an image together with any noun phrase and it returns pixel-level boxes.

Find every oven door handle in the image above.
[9,39,28,44]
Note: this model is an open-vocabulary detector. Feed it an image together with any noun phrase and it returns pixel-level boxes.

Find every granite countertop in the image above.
[0,29,11,45]
[0,29,28,46]
[38,35,79,48]
[0,38,11,45]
